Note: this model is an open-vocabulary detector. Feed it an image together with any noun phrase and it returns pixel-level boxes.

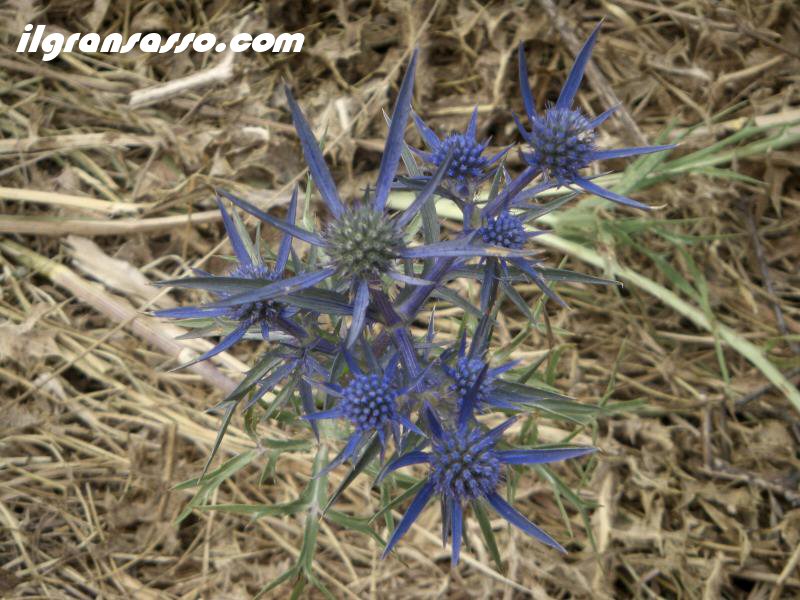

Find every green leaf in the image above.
[369,479,425,525]
[324,435,380,513]
[198,497,308,517]
[538,267,618,286]
[326,510,385,546]
[500,279,533,320]
[255,566,299,600]
[227,349,284,403]
[200,399,238,479]
[174,449,258,523]
[231,207,261,265]
[430,287,486,319]
[473,499,503,572]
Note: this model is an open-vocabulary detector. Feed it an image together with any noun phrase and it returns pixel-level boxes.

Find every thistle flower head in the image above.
[380,406,598,564]
[304,353,424,474]
[440,334,518,413]
[340,372,399,433]
[433,133,491,182]
[522,107,596,183]
[429,426,501,501]
[324,207,405,279]
[472,207,567,309]
[224,263,282,324]
[516,23,674,210]
[478,211,526,249]
[443,356,495,406]
[411,107,509,196]
[153,195,302,367]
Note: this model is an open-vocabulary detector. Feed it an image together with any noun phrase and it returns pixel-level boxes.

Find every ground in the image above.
[1,1,799,599]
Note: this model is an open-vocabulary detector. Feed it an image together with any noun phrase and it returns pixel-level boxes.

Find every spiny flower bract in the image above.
[224,263,282,324]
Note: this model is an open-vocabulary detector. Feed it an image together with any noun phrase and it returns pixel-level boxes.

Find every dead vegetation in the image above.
[1,1,799,598]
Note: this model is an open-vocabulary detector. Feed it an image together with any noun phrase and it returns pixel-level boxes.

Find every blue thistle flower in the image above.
[440,332,518,413]
[446,357,494,404]
[379,405,596,564]
[411,107,509,196]
[303,353,423,474]
[478,211,527,249]
[430,426,501,501]
[515,22,674,210]
[154,192,302,367]
[472,207,565,308]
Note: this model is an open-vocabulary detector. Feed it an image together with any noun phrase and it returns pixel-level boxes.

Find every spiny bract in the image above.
[224,264,282,323]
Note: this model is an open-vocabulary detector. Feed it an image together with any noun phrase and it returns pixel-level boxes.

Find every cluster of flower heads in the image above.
[159,23,672,565]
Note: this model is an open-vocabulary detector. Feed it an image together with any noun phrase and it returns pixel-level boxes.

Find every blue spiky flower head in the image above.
[478,211,526,249]
[440,333,518,414]
[472,205,567,308]
[379,405,597,564]
[411,107,509,197]
[323,205,406,280]
[340,371,399,433]
[429,426,501,501]
[516,22,674,210]
[304,352,424,475]
[522,107,596,183]
[224,263,282,324]
[445,356,494,405]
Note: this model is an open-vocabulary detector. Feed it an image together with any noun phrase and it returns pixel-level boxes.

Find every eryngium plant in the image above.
[161,23,672,586]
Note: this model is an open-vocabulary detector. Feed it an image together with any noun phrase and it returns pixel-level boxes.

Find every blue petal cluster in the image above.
[340,373,399,432]
[429,426,501,501]
[379,406,596,564]
[432,133,488,181]
[444,356,494,405]
[411,108,509,197]
[479,212,527,249]
[158,22,672,568]
[522,107,596,182]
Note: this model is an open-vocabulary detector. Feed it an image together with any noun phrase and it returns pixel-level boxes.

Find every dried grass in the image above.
[1,1,799,598]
